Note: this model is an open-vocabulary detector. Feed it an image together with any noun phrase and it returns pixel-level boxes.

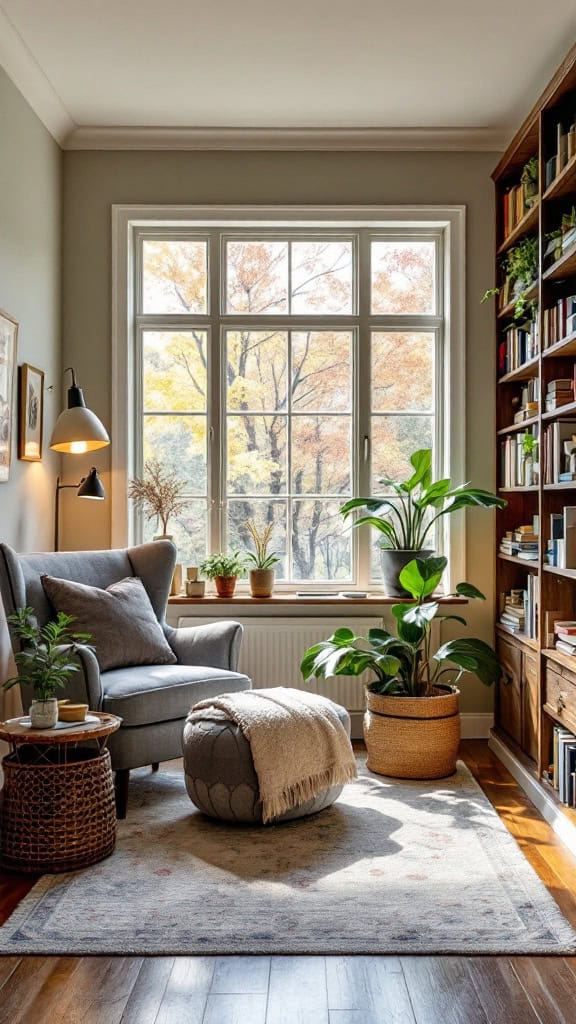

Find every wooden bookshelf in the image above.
[491,42,576,837]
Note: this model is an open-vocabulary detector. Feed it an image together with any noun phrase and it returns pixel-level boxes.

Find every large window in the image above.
[116,209,463,589]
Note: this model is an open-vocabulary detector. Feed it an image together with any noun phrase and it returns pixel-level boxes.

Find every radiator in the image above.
[178,616,384,711]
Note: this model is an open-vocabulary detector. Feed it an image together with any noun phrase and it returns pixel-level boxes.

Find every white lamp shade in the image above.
[49,406,110,453]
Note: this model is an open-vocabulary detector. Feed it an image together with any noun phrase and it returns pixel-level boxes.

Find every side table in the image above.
[0,712,121,874]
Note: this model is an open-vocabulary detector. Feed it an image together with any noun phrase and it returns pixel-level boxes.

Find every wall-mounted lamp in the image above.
[49,366,110,454]
[54,468,105,551]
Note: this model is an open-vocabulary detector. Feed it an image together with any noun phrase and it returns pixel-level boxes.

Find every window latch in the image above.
[363,435,370,463]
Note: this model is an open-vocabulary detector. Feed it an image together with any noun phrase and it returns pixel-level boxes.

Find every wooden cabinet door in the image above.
[522,652,539,763]
[496,639,522,746]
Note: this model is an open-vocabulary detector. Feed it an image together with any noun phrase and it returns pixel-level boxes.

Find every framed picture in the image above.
[18,363,44,461]
[0,309,18,482]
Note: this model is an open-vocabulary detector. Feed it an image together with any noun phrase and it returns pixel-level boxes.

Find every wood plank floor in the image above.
[1,740,576,1023]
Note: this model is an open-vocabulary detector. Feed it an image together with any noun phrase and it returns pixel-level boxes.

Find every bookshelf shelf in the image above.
[542,330,576,359]
[497,202,540,255]
[497,415,539,435]
[498,552,539,570]
[543,152,576,201]
[497,282,539,321]
[542,399,576,420]
[543,241,576,282]
[543,564,576,579]
[497,355,540,383]
[492,44,576,834]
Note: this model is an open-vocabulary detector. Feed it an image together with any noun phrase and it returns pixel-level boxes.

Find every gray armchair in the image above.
[0,540,251,816]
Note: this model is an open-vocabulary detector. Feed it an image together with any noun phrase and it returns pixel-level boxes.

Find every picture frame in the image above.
[0,308,18,482]
[18,363,44,462]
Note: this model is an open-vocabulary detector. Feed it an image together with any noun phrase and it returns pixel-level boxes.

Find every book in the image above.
[556,639,576,656]
[555,620,576,634]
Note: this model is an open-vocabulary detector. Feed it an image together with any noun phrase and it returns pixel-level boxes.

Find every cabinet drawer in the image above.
[496,639,522,745]
[544,664,576,730]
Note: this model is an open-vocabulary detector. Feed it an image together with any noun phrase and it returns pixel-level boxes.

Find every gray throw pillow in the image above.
[41,574,177,672]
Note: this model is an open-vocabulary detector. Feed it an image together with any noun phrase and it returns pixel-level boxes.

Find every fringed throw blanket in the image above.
[189,688,357,823]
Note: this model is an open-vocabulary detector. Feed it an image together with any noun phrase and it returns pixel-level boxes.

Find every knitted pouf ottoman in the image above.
[182,698,351,824]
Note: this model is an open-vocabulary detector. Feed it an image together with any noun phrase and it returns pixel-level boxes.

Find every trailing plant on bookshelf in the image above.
[483,236,539,320]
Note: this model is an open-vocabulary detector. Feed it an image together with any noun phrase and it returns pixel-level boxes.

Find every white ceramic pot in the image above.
[30,698,59,729]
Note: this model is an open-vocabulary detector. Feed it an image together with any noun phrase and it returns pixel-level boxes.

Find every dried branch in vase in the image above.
[128,459,187,536]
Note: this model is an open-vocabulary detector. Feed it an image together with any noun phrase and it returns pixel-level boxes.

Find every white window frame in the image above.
[112,204,466,590]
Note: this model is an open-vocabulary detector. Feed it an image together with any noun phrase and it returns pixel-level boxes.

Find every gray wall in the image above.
[62,149,499,715]
[0,65,62,552]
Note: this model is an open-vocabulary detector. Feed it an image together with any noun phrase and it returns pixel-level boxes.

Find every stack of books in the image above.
[543,421,576,484]
[547,507,576,568]
[554,621,576,657]
[499,589,526,635]
[498,320,539,377]
[543,295,576,348]
[544,726,576,807]
[512,379,540,423]
[545,378,574,413]
[499,524,539,560]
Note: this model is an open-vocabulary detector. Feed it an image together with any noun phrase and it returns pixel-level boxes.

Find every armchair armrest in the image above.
[56,643,103,710]
[166,620,243,671]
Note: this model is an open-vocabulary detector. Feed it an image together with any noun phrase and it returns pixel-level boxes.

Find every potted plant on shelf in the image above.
[3,608,93,729]
[521,156,539,208]
[301,557,500,780]
[244,520,280,598]
[200,552,245,598]
[340,448,505,597]
[521,431,539,486]
[482,235,538,320]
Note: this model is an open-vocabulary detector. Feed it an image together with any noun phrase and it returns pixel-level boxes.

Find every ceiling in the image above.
[1,0,576,149]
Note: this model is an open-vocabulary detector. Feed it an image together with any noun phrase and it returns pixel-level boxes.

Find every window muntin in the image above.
[133,226,445,588]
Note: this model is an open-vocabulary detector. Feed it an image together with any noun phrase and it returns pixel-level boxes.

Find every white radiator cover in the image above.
[178,616,384,711]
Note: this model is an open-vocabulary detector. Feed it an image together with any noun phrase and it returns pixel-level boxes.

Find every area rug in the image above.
[0,757,575,955]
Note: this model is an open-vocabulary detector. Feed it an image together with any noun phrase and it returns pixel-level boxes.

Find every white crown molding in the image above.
[64,124,510,153]
[0,4,74,144]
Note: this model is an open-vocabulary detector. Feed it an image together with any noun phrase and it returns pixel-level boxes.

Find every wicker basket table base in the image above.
[0,712,121,874]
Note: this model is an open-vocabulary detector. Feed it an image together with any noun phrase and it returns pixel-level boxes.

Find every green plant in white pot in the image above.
[340,448,506,597]
[3,608,92,728]
[301,557,500,780]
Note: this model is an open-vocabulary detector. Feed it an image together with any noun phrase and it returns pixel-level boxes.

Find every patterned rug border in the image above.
[1,760,575,956]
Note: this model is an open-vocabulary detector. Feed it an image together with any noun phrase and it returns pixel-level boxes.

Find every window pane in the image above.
[227,415,287,495]
[226,241,288,314]
[372,332,434,412]
[291,416,351,495]
[371,415,433,492]
[371,241,435,314]
[143,415,207,494]
[292,500,351,581]
[292,331,352,412]
[228,499,287,579]
[143,331,207,413]
[143,500,207,566]
[226,331,287,412]
[142,240,207,315]
[291,241,353,314]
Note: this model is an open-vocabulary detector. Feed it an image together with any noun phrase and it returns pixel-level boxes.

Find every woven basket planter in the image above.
[364,687,460,780]
[0,748,116,874]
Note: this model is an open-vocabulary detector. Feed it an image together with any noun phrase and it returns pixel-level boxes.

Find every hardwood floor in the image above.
[1,740,576,1023]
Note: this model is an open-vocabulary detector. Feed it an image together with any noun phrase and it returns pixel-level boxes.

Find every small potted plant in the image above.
[340,448,505,597]
[482,235,539,320]
[521,155,539,207]
[128,459,187,541]
[301,557,500,780]
[3,608,92,728]
[200,552,244,598]
[522,431,539,486]
[244,520,280,598]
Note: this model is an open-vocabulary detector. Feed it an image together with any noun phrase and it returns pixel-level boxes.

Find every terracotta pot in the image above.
[379,549,433,597]
[249,568,275,598]
[29,698,59,729]
[214,575,237,598]
[363,687,460,780]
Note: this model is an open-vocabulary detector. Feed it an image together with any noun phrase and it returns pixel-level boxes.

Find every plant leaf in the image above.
[398,556,447,599]
[455,581,486,601]
[433,638,500,686]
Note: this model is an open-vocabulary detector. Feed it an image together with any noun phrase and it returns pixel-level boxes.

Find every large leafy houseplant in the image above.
[340,448,505,595]
[301,556,500,698]
[301,557,501,779]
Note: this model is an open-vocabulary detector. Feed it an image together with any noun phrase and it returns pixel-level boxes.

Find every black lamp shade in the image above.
[77,467,105,500]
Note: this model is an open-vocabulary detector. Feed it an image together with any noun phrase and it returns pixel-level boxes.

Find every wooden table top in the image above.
[0,711,122,745]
